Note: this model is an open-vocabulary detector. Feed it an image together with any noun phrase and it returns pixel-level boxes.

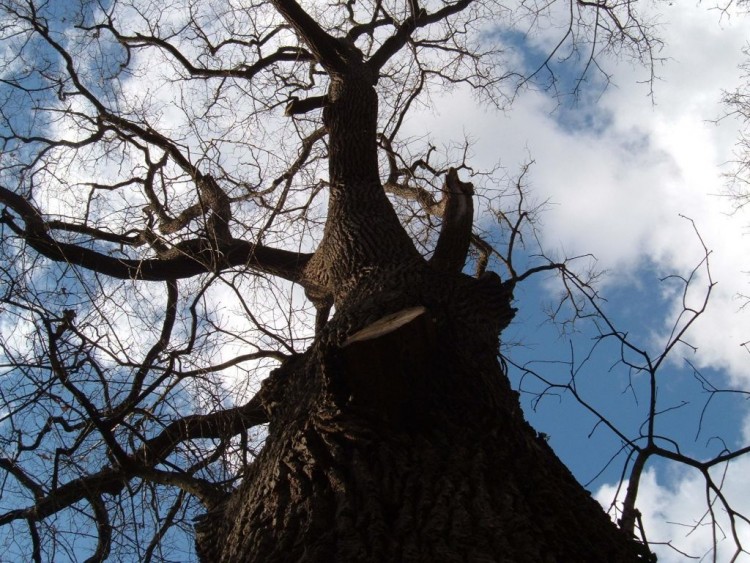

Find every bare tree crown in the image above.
[4,1,742,562]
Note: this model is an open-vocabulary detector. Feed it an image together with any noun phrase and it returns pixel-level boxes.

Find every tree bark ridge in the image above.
[196,268,647,562]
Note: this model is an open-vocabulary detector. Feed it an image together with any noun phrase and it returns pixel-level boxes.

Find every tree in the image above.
[0,0,693,560]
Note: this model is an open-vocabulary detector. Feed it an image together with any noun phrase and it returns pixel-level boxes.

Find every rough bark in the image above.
[194,38,651,563]
[195,266,649,562]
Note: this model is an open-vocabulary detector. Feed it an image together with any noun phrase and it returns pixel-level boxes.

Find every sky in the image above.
[2,1,750,561]
[401,4,750,561]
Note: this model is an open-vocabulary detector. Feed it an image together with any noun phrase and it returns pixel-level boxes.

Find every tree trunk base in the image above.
[196,274,652,562]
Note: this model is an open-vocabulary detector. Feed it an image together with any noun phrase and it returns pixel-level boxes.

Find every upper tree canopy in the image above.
[0,1,660,561]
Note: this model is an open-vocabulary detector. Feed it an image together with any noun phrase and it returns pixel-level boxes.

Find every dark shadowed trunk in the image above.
[193,57,651,562]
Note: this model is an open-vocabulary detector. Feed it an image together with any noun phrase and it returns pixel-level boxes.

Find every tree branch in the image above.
[367,0,474,73]
[1,185,311,283]
[112,30,314,80]
[284,95,328,116]
[271,0,352,72]
[429,168,474,273]
[0,395,268,526]
[85,495,112,563]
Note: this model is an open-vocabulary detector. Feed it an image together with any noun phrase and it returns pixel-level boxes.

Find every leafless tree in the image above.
[513,218,750,562]
[0,0,710,561]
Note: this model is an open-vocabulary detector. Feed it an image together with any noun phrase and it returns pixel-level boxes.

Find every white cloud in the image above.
[408,4,750,383]
[595,463,750,562]
[408,12,750,550]
[398,11,750,561]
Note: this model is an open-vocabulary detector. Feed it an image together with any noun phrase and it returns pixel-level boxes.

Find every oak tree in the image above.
[0,0,667,560]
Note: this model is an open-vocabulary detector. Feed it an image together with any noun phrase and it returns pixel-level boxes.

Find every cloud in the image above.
[408,11,750,548]
[408,3,750,384]
[595,463,750,562]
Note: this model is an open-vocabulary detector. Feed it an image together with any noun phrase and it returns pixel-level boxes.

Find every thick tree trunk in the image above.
[195,268,649,562]
[194,67,651,561]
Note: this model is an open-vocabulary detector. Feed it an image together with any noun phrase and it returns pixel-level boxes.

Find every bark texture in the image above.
[195,56,651,561]
[195,268,648,561]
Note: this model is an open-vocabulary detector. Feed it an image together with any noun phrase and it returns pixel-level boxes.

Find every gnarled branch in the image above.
[0,394,268,526]
[0,185,311,282]
[429,168,474,273]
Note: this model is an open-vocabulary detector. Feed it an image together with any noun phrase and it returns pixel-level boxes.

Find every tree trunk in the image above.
[194,270,649,562]
[194,67,652,562]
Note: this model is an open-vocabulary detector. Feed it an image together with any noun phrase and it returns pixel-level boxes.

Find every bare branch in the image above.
[1,185,311,282]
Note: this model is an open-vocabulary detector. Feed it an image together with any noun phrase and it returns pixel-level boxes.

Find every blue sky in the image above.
[405,5,750,560]
[2,1,750,561]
